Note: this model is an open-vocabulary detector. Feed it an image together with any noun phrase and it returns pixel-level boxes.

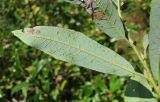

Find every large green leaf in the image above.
[125,76,157,102]
[93,0,125,39]
[65,0,126,39]
[12,26,136,76]
[149,0,160,81]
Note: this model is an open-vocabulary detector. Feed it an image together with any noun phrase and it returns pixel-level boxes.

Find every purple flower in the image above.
[85,0,93,14]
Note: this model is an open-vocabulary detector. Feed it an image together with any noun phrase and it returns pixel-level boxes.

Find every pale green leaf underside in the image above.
[12,26,135,76]
[112,0,118,6]
[149,0,160,81]
[125,76,157,102]
[65,0,125,39]
[93,0,125,39]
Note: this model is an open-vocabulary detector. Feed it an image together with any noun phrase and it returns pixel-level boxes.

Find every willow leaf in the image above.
[93,0,125,39]
[125,76,157,102]
[65,0,126,39]
[149,0,160,81]
[12,26,136,76]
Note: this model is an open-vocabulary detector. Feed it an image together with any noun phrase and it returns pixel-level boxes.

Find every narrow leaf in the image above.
[11,82,29,95]
[12,26,136,77]
[93,0,125,39]
[65,0,126,39]
[149,0,160,81]
[125,76,157,102]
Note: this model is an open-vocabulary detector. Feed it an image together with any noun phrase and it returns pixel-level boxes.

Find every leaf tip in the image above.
[12,29,24,36]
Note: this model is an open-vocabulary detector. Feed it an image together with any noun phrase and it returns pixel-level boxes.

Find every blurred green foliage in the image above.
[0,0,150,101]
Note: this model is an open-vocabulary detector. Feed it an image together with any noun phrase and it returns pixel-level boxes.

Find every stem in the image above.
[125,38,148,69]
[148,72,160,98]
[118,0,122,18]
[125,38,160,98]
[117,1,160,98]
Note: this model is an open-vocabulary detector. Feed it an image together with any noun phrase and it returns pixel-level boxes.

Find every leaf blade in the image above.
[13,26,136,76]
[93,0,125,39]
[149,0,160,80]
[65,0,126,39]
[125,76,157,102]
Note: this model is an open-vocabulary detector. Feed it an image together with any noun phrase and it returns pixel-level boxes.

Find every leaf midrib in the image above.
[28,34,136,76]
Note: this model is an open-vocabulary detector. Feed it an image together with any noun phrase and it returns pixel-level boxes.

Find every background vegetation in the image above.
[0,0,150,101]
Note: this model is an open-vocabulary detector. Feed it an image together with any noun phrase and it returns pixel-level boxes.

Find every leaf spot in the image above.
[27,28,40,36]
